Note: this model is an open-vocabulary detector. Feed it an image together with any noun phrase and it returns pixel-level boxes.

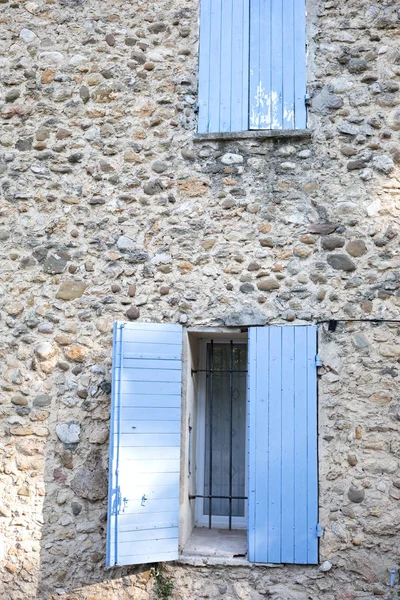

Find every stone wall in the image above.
[0,0,400,598]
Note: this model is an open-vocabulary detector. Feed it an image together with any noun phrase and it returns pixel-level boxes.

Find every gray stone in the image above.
[223,308,268,327]
[43,251,70,274]
[319,561,332,572]
[116,236,135,251]
[240,283,254,294]
[388,108,400,131]
[347,58,368,74]
[56,281,87,301]
[79,86,90,103]
[20,28,37,43]
[372,154,395,173]
[143,179,163,195]
[33,394,51,407]
[348,486,365,503]
[16,138,33,151]
[71,502,82,516]
[327,254,356,272]
[321,236,345,251]
[312,87,344,114]
[308,222,339,235]
[352,334,369,349]
[70,451,107,501]
[151,160,169,173]
[221,153,244,165]
[56,422,80,445]
[337,123,358,136]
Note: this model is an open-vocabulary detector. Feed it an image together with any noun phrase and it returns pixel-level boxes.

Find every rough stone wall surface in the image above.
[1,0,400,598]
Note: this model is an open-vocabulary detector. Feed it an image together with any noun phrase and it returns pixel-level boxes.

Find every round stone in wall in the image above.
[56,422,81,445]
[348,486,365,503]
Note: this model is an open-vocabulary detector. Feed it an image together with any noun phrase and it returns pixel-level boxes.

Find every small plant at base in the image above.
[151,564,174,600]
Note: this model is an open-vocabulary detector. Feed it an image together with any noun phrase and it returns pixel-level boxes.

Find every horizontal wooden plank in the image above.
[120,368,182,383]
[122,359,182,371]
[118,421,181,435]
[120,394,181,408]
[116,551,178,566]
[116,458,179,474]
[119,322,182,333]
[118,510,179,531]
[118,433,180,447]
[119,330,182,345]
[119,407,180,421]
[119,485,179,502]
[121,498,179,515]
[119,446,180,461]
[117,537,178,557]
[120,381,181,395]
[118,471,179,489]
[115,343,182,359]
[118,526,178,544]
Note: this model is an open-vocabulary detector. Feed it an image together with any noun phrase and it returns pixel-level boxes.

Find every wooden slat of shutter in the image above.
[249,0,307,130]
[198,0,250,133]
[106,322,182,567]
[248,326,318,564]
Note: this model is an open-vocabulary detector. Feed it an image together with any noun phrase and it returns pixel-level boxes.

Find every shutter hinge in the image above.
[316,523,324,537]
[315,354,322,367]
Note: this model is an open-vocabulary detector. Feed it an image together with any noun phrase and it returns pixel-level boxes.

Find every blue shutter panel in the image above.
[106,322,182,567]
[248,326,318,564]
[198,0,250,133]
[249,0,307,130]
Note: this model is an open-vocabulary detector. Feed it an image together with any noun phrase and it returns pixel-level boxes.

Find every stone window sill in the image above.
[193,129,312,142]
[175,555,284,568]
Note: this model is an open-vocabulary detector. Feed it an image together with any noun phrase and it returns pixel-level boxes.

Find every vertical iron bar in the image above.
[208,340,214,529]
[229,340,233,530]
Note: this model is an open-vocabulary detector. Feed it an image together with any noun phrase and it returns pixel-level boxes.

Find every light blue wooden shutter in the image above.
[249,0,307,130]
[106,322,182,566]
[198,0,250,133]
[248,326,318,564]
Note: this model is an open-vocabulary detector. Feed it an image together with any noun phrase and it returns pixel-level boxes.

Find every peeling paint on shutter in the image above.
[248,326,318,564]
[106,322,182,567]
[249,0,306,130]
[198,0,250,133]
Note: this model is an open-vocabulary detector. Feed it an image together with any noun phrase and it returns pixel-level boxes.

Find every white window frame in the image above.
[195,338,248,530]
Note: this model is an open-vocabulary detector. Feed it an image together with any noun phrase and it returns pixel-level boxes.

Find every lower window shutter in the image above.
[106,322,183,566]
[248,326,318,564]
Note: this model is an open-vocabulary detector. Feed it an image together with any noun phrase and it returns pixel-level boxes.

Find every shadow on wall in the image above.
[33,375,155,599]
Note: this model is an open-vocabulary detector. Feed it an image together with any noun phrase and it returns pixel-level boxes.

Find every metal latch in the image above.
[316,523,324,537]
[315,354,323,367]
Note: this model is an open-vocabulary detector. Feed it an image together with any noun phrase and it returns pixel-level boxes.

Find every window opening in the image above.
[191,340,248,530]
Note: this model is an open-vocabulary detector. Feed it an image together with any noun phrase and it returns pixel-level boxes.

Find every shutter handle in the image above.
[122,497,128,512]
[141,494,147,506]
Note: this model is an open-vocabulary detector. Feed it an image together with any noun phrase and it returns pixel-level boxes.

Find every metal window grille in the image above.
[190,340,248,530]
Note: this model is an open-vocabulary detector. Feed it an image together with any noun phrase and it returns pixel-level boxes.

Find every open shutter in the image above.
[106,322,183,566]
[249,0,307,130]
[248,326,318,564]
[198,0,250,133]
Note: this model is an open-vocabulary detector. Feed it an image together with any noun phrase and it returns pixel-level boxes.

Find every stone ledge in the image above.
[193,129,312,142]
[175,555,284,568]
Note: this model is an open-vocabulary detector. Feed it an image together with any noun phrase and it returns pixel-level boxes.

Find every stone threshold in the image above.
[175,555,284,568]
[193,129,312,142]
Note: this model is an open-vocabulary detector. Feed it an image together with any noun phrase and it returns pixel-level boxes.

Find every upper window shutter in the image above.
[249,0,307,130]
[247,326,318,564]
[198,0,250,133]
[106,322,183,567]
